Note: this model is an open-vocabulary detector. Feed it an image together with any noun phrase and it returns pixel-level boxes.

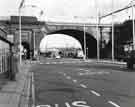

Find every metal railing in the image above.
[0,48,17,80]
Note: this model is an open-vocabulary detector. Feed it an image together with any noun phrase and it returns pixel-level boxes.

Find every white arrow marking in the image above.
[108,101,120,107]
[91,90,101,96]
[80,84,87,88]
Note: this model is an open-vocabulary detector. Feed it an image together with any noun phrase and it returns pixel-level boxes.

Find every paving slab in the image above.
[0,62,31,107]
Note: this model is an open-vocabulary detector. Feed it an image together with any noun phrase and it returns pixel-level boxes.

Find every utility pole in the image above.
[112,0,114,61]
[19,0,25,64]
[96,9,100,61]
[83,24,86,60]
[19,9,22,64]
[132,1,135,49]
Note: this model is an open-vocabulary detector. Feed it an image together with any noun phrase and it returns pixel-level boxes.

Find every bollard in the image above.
[8,52,16,81]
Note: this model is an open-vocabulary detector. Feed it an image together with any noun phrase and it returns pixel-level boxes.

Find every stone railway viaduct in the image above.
[0,16,111,58]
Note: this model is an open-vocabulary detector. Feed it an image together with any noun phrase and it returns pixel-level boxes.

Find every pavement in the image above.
[0,59,127,107]
[0,61,32,107]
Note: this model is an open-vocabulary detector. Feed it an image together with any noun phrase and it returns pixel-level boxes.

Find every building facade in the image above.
[0,16,47,58]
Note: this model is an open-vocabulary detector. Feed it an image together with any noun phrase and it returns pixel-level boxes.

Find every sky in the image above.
[0,0,133,49]
[39,34,82,52]
[0,0,133,23]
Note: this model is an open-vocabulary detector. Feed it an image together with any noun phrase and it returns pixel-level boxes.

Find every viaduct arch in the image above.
[49,29,97,58]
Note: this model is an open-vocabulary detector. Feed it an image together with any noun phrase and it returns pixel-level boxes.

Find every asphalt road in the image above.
[31,58,135,107]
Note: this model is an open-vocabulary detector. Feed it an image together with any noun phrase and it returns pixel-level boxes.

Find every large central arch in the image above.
[49,29,97,58]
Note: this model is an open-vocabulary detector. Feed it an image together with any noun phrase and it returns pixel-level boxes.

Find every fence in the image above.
[0,37,16,80]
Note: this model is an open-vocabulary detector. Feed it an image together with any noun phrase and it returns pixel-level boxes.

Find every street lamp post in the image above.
[83,24,86,60]
[19,7,22,64]
[112,0,115,61]
[73,16,88,60]
[33,30,36,58]
[96,9,100,61]
[132,1,135,49]
[18,4,44,62]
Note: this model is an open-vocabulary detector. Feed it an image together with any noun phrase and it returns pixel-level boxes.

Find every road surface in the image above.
[30,58,135,107]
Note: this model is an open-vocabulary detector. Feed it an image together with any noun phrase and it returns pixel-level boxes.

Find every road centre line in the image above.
[78,69,85,71]
[66,76,71,79]
[91,90,101,96]
[63,73,67,75]
[78,69,90,72]
[108,101,120,107]
[80,84,87,88]
[73,79,77,83]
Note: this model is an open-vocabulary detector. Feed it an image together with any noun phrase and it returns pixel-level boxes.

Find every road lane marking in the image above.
[73,79,77,83]
[80,84,87,88]
[67,76,71,79]
[79,71,110,76]
[84,69,89,72]
[108,101,120,107]
[31,72,36,107]
[91,90,101,96]
[39,62,43,64]
[78,69,85,71]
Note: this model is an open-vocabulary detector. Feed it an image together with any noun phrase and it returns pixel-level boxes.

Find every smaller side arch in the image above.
[21,41,30,59]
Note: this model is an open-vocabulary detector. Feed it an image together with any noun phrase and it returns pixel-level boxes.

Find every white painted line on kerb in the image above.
[73,79,77,83]
[108,101,120,107]
[80,84,87,88]
[91,90,101,96]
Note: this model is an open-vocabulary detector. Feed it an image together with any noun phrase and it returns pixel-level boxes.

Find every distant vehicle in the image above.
[123,42,135,69]
[55,55,61,59]
[77,50,84,58]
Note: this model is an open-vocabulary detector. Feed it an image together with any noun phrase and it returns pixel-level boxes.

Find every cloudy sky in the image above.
[39,34,82,52]
[0,0,133,23]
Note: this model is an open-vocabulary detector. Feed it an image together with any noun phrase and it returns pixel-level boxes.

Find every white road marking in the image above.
[73,79,77,83]
[31,72,36,107]
[84,69,89,72]
[67,76,71,79]
[91,90,101,96]
[79,71,110,76]
[39,62,43,64]
[78,69,84,71]
[59,62,63,64]
[80,84,87,88]
[108,101,120,107]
